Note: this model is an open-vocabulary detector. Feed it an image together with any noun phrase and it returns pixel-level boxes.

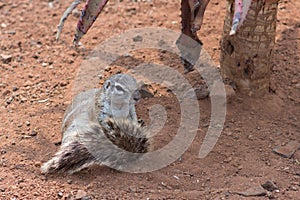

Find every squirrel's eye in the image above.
[115,85,125,92]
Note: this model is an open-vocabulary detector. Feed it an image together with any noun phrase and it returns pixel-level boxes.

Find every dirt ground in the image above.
[0,0,300,199]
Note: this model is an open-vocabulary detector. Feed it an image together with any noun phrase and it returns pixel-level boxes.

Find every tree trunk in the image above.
[220,0,279,96]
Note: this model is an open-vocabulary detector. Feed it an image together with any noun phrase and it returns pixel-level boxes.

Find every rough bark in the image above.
[220,0,279,96]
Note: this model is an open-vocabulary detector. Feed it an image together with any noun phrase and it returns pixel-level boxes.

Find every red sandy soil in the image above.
[0,0,299,199]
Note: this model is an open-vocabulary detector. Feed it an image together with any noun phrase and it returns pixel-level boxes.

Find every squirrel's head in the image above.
[104,74,140,104]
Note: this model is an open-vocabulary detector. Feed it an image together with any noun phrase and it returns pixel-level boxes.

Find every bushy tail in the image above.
[40,140,96,174]
[41,118,151,174]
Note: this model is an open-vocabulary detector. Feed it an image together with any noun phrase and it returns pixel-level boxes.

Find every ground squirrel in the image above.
[41,74,151,174]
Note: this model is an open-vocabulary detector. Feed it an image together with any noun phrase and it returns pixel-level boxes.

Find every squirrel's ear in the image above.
[104,80,111,90]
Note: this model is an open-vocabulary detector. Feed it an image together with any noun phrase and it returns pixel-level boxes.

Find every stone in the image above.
[28,130,37,137]
[60,81,68,87]
[236,186,267,197]
[224,156,232,163]
[133,35,143,42]
[0,54,12,64]
[75,190,88,199]
[34,161,41,167]
[184,84,209,100]
[57,192,64,198]
[194,84,209,100]
[1,23,7,28]
[289,186,298,191]
[261,180,278,192]
[291,79,298,84]
[12,86,18,92]
[273,140,300,158]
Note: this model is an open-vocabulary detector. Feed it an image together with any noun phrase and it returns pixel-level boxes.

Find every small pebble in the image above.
[290,186,298,191]
[76,190,88,199]
[12,86,18,92]
[133,35,143,42]
[57,192,64,198]
[34,162,41,167]
[29,130,37,136]
[1,23,7,28]
[261,180,278,192]
[0,54,12,63]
